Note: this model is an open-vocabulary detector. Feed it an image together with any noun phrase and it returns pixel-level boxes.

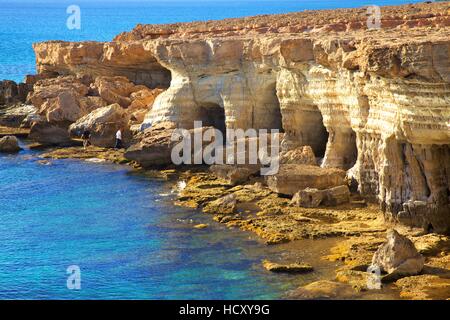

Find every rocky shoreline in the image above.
[1,137,447,299]
[1,2,449,299]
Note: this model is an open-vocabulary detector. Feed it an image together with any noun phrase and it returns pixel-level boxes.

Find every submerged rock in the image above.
[371,229,424,278]
[193,223,208,229]
[0,135,21,153]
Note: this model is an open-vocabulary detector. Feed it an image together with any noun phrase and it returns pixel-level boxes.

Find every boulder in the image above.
[262,260,313,273]
[287,280,356,299]
[0,135,21,153]
[0,104,37,127]
[279,146,317,165]
[125,123,215,167]
[28,120,72,145]
[127,88,164,126]
[69,103,129,147]
[291,188,323,207]
[266,164,346,195]
[371,229,425,278]
[124,122,177,167]
[29,76,89,113]
[210,164,260,185]
[93,76,135,107]
[291,185,351,207]
[203,194,237,215]
[322,185,350,206]
[0,80,29,105]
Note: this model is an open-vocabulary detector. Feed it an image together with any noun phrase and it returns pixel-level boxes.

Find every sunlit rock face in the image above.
[32,3,450,233]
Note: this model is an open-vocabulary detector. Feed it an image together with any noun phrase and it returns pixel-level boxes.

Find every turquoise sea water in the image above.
[0,0,422,82]
[0,145,309,299]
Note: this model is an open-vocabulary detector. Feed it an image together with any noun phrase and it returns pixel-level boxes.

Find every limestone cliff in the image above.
[31,3,450,233]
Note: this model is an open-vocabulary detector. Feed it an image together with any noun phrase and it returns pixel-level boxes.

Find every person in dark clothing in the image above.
[81,129,91,149]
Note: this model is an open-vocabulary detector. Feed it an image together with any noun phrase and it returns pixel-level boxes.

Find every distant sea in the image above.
[0,0,422,82]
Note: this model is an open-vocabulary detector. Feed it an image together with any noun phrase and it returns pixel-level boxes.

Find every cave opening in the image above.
[307,106,329,158]
[197,103,227,137]
[254,82,284,132]
[344,129,358,170]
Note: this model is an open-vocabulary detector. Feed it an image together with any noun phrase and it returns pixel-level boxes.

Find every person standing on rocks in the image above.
[115,128,123,149]
[81,129,91,150]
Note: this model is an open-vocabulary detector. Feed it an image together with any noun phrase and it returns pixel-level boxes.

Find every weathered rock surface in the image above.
[0,80,29,105]
[372,229,425,277]
[69,103,129,147]
[0,135,21,153]
[210,164,260,185]
[0,104,37,127]
[287,280,357,299]
[267,164,346,195]
[291,185,350,208]
[124,122,177,166]
[262,260,313,273]
[395,275,450,300]
[31,2,450,233]
[279,146,317,165]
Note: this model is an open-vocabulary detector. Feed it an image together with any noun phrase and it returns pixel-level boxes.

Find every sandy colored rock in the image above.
[287,280,357,299]
[203,193,237,215]
[69,103,129,147]
[372,229,425,277]
[209,164,260,185]
[39,145,129,164]
[0,80,28,105]
[266,164,346,195]
[279,146,317,165]
[395,275,450,300]
[31,2,450,233]
[262,260,313,273]
[291,188,324,208]
[0,104,37,128]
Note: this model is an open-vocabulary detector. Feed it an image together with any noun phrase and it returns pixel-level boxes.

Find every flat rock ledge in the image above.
[262,260,314,273]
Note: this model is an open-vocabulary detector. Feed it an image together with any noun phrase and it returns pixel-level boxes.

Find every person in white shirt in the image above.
[115,128,122,149]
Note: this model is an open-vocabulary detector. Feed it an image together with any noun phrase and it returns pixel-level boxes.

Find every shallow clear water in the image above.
[0,145,337,299]
[0,0,422,82]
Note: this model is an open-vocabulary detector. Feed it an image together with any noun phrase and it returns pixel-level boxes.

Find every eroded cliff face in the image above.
[31,3,450,233]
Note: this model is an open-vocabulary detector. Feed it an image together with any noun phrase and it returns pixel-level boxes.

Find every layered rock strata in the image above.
[30,2,450,233]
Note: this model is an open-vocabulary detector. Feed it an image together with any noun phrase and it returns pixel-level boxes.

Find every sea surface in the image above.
[1,0,422,82]
[0,144,338,299]
[0,0,419,299]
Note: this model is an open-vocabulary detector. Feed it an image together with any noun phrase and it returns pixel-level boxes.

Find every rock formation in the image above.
[372,229,425,278]
[69,103,130,147]
[23,2,450,233]
[0,135,21,153]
